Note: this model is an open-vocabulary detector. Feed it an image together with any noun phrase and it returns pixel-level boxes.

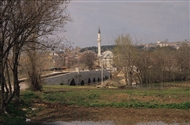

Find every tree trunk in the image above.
[0,45,5,113]
[5,62,12,93]
[12,45,20,104]
[27,49,42,91]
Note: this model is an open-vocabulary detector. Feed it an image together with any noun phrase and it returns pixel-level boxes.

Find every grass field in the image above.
[2,82,190,124]
[21,83,190,109]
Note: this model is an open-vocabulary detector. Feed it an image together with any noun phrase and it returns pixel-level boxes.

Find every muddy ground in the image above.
[29,102,190,124]
[24,82,190,124]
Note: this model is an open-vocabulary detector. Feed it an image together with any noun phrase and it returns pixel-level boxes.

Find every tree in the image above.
[113,35,139,86]
[80,51,97,70]
[135,49,150,83]
[151,47,176,82]
[175,43,190,80]
[55,43,74,67]
[0,0,71,114]
[136,45,188,84]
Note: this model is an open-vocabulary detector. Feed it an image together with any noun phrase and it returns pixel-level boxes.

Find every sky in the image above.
[62,0,190,48]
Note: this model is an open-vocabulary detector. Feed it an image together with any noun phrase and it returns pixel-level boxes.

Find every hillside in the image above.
[80,45,115,53]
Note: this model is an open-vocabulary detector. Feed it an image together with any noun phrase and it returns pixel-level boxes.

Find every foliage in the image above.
[80,45,115,53]
[113,35,139,85]
[0,91,43,124]
[0,102,28,125]
[113,35,190,84]
[21,90,40,103]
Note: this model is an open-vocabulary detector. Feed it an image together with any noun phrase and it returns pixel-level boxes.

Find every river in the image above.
[26,120,189,125]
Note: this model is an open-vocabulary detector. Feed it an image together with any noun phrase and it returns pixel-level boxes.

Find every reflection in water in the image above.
[136,121,189,125]
[43,121,114,125]
[115,121,189,125]
[26,121,189,125]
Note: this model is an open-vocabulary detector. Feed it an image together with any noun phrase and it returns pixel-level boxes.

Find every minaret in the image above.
[97,28,101,57]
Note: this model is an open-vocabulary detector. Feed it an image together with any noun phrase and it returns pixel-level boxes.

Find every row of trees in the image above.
[0,0,71,114]
[114,35,190,85]
[80,45,115,53]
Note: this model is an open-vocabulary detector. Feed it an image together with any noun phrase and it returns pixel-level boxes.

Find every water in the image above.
[137,121,189,125]
[26,121,189,125]
[44,121,114,125]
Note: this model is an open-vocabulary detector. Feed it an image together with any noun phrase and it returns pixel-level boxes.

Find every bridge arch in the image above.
[44,70,110,85]
[97,77,100,82]
[105,76,109,80]
[80,80,84,86]
[93,78,96,83]
[70,79,76,86]
[88,78,91,85]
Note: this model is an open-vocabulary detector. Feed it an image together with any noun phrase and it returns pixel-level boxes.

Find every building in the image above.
[97,28,113,69]
[97,28,101,57]
[157,41,169,47]
[101,50,113,69]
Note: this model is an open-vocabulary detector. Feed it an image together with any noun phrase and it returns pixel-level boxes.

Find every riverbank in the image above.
[2,82,190,124]
[27,83,190,124]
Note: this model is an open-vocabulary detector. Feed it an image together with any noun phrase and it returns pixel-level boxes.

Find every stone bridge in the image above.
[44,70,110,86]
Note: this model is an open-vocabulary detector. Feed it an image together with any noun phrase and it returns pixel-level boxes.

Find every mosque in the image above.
[97,28,113,70]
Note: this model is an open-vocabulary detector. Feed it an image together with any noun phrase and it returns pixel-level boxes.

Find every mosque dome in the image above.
[102,50,113,59]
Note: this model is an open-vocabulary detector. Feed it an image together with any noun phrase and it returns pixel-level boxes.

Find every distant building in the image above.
[96,28,113,69]
[97,28,101,57]
[101,50,113,69]
[157,41,169,47]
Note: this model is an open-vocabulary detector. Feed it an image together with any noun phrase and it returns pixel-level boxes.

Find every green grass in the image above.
[20,84,190,109]
[1,101,31,125]
[2,82,188,124]
[3,84,187,124]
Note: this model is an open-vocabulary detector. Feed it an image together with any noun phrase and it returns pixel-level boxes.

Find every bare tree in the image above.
[176,43,190,80]
[54,43,74,67]
[80,51,97,70]
[0,0,71,114]
[136,46,187,84]
[113,35,139,86]
[135,49,150,83]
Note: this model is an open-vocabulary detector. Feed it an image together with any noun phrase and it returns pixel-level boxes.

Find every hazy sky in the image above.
[62,0,190,48]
